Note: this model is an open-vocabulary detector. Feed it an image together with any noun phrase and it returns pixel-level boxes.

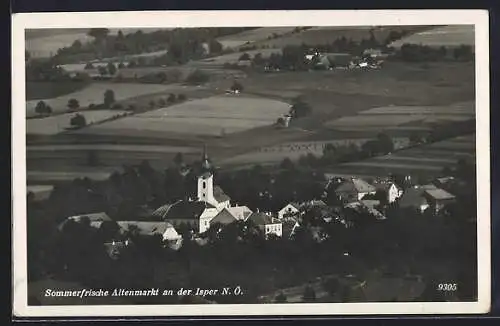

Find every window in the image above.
[203,181,206,189]
[203,193,206,198]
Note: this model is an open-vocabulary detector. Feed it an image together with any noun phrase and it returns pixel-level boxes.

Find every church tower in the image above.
[197,144,215,205]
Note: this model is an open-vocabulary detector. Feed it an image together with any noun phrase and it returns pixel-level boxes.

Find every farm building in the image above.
[397,184,453,214]
[246,212,283,238]
[373,182,404,204]
[278,202,301,220]
[335,178,377,203]
[315,53,353,69]
[57,212,112,231]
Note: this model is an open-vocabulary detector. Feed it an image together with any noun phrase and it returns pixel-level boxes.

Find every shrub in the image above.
[167,93,176,104]
[238,53,251,61]
[70,113,87,128]
[185,69,210,85]
[177,94,187,101]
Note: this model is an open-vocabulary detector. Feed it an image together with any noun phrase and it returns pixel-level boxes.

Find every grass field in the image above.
[326,102,475,131]
[192,49,283,66]
[216,27,300,49]
[389,25,474,49]
[25,28,171,59]
[220,137,411,166]
[82,95,291,137]
[26,60,475,184]
[254,26,431,48]
[27,110,129,135]
[26,82,182,116]
[325,134,475,179]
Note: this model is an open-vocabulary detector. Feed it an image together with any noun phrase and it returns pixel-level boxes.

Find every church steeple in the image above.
[200,143,212,177]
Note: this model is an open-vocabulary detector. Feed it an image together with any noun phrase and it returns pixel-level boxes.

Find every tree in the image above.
[290,96,312,118]
[376,132,394,154]
[167,93,176,104]
[118,62,125,69]
[84,62,94,70]
[173,153,184,166]
[323,278,340,297]
[238,52,251,61]
[87,150,100,166]
[276,117,285,126]
[185,69,209,85]
[252,53,265,66]
[230,81,244,92]
[158,98,167,106]
[98,66,108,76]
[208,39,223,54]
[409,131,422,146]
[104,89,116,108]
[280,158,295,170]
[107,62,117,76]
[35,101,51,115]
[67,98,80,111]
[302,285,316,302]
[70,113,87,128]
[88,28,110,42]
[275,291,287,303]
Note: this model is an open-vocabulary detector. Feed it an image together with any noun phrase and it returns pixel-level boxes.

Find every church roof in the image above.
[210,208,237,225]
[155,200,207,220]
[116,221,173,236]
[213,186,231,203]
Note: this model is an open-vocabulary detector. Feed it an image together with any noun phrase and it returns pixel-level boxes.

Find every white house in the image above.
[387,183,404,203]
[278,202,301,220]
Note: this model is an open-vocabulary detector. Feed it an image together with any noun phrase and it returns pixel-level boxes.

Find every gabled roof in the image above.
[424,188,456,201]
[213,186,231,203]
[398,187,429,208]
[210,208,237,225]
[246,212,275,226]
[67,212,112,223]
[117,221,173,237]
[157,200,207,220]
[280,202,301,211]
[227,206,253,219]
[336,178,376,194]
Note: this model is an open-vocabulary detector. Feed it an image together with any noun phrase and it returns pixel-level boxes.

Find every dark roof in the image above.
[68,212,112,222]
[398,187,428,208]
[247,212,275,226]
[213,186,231,203]
[160,200,207,220]
[336,178,376,194]
[424,188,456,201]
[116,221,172,236]
[210,208,237,225]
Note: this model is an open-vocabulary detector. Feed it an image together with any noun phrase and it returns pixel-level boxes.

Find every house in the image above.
[227,205,253,220]
[278,202,301,220]
[423,188,456,213]
[314,53,353,70]
[209,208,238,227]
[345,200,386,220]
[246,212,283,238]
[116,221,182,242]
[335,178,377,203]
[58,212,112,231]
[397,184,440,213]
[373,182,404,204]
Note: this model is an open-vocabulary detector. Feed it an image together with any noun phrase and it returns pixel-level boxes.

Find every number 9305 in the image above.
[437,283,457,291]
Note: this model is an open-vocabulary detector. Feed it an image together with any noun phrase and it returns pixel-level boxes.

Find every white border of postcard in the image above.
[12,9,491,317]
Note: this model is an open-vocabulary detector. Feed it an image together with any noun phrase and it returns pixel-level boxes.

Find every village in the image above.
[55,144,466,260]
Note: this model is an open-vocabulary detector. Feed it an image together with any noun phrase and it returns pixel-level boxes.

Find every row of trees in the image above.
[53,27,255,65]
[393,44,474,62]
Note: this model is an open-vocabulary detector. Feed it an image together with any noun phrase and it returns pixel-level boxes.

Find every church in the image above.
[152,146,252,234]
